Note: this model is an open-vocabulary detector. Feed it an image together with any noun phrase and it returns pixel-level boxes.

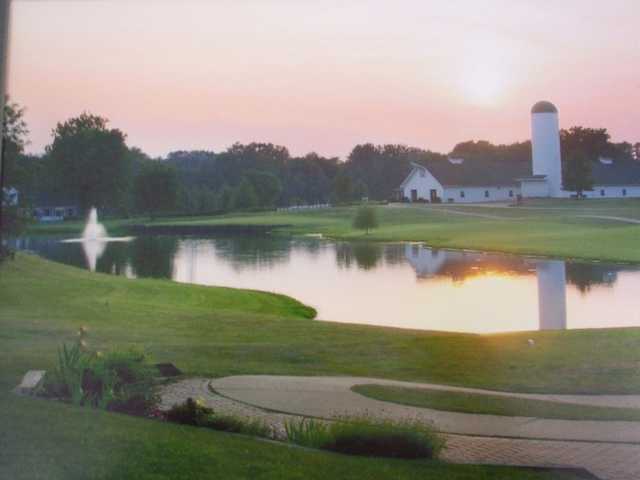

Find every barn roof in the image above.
[412,158,530,187]
[409,156,640,188]
[590,157,640,186]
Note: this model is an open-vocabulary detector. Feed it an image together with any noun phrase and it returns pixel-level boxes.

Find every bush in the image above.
[352,205,379,234]
[285,416,445,459]
[44,330,158,416]
[166,398,270,437]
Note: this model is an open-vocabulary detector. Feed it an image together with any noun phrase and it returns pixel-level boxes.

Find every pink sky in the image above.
[9,0,640,158]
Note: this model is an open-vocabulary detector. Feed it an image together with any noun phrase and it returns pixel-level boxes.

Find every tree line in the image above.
[3,100,639,223]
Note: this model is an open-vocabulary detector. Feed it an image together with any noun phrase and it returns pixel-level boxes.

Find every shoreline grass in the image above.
[352,384,640,421]
[24,199,640,263]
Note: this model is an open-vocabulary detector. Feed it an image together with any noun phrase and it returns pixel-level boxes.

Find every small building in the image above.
[399,101,640,203]
[32,193,80,222]
[2,187,18,206]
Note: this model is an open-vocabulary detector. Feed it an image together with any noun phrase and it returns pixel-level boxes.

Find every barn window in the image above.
[484,190,490,198]
[622,189,627,196]
[460,191,465,198]
[600,189,605,197]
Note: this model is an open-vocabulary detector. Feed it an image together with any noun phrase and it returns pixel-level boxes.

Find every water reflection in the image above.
[11,234,640,333]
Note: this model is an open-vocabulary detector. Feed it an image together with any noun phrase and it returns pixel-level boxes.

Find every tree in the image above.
[332,172,353,204]
[46,113,130,212]
[1,99,30,237]
[2,99,29,186]
[562,149,593,197]
[133,162,178,218]
[231,178,258,210]
[352,205,379,234]
[244,170,282,207]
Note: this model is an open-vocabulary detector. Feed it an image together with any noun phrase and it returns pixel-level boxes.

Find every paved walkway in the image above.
[209,376,640,443]
[160,376,640,480]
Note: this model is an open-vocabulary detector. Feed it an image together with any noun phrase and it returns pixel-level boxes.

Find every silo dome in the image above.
[531,101,558,114]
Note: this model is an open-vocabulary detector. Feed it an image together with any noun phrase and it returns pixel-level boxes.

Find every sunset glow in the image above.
[9,0,640,157]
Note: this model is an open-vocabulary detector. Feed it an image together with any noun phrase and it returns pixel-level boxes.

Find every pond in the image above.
[12,234,640,334]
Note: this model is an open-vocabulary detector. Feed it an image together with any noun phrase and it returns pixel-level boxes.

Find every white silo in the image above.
[531,101,563,197]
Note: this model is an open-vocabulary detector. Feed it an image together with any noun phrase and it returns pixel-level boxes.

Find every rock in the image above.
[155,363,182,377]
[13,370,46,396]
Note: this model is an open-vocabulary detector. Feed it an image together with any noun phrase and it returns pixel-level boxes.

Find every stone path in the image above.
[159,376,640,480]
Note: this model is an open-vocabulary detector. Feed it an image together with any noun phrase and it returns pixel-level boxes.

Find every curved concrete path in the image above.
[161,377,640,480]
[210,375,640,443]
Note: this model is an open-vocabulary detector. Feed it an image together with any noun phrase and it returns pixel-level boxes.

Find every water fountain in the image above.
[62,208,133,271]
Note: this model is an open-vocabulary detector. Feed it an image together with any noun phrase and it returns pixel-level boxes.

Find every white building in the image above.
[399,101,640,203]
[2,187,18,206]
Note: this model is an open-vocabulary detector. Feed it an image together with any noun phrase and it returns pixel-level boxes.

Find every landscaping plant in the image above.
[44,328,158,415]
[165,398,271,437]
[285,416,445,459]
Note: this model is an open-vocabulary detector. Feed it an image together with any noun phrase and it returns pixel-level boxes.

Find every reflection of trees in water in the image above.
[95,242,130,276]
[383,244,406,266]
[131,236,179,279]
[406,245,535,282]
[212,235,293,271]
[335,242,384,271]
[565,263,622,293]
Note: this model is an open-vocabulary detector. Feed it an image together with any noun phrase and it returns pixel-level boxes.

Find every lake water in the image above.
[13,234,640,334]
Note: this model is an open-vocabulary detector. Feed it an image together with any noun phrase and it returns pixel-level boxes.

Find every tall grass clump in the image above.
[285,416,445,459]
[44,328,158,416]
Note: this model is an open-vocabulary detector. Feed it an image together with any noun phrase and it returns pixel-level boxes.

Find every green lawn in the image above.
[0,255,597,480]
[3,255,640,396]
[28,199,640,262]
[352,384,640,421]
[1,395,583,480]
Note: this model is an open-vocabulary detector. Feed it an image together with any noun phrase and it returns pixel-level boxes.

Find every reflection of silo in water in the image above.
[536,260,567,330]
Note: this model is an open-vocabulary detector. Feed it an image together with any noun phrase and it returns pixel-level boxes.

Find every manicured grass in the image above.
[0,255,590,480]
[26,199,640,262]
[3,254,640,396]
[0,394,582,480]
[352,385,640,421]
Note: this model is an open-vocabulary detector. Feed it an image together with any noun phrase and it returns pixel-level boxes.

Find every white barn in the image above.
[399,101,640,203]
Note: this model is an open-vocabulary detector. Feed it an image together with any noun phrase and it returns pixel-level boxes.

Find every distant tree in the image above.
[352,205,379,234]
[353,179,369,201]
[560,127,610,161]
[231,178,259,210]
[1,99,30,237]
[133,162,178,219]
[244,170,282,207]
[2,99,29,185]
[46,113,130,212]
[218,184,234,211]
[332,172,353,204]
[562,149,593,197]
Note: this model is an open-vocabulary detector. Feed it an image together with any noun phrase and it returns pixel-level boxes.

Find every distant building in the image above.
[2,187,18,206]
[399,101,640,203]
[32,192,80,222]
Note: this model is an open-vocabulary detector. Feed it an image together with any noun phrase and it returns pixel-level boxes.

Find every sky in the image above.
[9,0,640,159]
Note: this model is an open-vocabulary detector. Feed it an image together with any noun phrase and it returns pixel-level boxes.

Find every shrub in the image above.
[165,398,271,437]
[166,398,213,426]
[44,330,158,416]
[352,205,379,234]
[285,418,332,447]
[285,416,445,459]
[205,414,270,437]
